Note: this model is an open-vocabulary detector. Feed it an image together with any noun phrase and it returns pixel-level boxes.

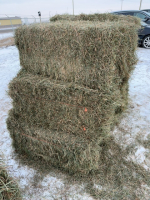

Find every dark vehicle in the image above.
[112,10,150,24]
[139,22,150,48]
[142,9,150,14]
[111,11,150,48]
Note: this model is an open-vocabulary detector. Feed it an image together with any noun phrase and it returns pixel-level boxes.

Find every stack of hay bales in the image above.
[7,14,140,174]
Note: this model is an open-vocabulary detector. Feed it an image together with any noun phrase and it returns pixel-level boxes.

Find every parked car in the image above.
[142,9,150,14]
[112,10,150,24]
[111,11,150,48]
[139,22,150,48]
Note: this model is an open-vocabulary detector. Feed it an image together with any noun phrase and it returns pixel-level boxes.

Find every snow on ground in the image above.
[112,48,150,171]
[0,32,14,40]
[0,44,150,199]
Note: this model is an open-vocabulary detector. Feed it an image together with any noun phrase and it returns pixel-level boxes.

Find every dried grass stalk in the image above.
[0,160,21,200]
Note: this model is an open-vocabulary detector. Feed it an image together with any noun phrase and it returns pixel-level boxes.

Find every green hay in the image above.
[7,110,101,174]
[55,137,150,199]
[0,160,21,200]
[15,20,139,87]
[7,17,140,174]
[50,13,140,25]
[7,69,125,173]
[85,140,150,199]
[5,13,150,199]
[8,71,127,141]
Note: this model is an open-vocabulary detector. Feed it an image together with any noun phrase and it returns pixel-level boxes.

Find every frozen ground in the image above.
[0,44,150,199]
[0,33,14,47]
[113,48,150,170]
[0,32,14,40]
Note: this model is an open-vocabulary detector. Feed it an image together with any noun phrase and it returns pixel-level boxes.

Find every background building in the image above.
[0,16,22,29]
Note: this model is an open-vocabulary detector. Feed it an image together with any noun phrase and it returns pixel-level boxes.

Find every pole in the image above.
[121,0,124,10]
[5,14,14,34]
[139,0,142,10]
[38,11,41,23]
[72,0,74,15]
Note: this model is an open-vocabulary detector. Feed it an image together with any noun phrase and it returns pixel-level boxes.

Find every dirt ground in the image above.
[0,37,15,48]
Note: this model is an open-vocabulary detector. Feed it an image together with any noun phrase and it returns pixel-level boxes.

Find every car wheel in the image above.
[142,35,150,48]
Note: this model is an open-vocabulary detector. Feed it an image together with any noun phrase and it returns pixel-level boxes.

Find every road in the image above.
[0,25,20,33]
[0,29,14,34]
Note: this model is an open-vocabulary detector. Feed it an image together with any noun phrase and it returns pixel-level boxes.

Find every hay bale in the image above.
[15,21,139,89]
[7,17,140,174]
[7,109,101,174]
[8,71,126,140]
[7,70,127,173]
[50,13,140,25]
[0,160,21,199]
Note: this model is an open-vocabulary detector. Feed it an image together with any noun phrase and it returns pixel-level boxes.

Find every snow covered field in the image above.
[0,32,14,40]
[0,43,150,199]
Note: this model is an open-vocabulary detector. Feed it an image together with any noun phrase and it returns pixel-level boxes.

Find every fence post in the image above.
[139,0,142,10]
[38,11,41,23]
[5,14,15,34]
[72,0,74,15]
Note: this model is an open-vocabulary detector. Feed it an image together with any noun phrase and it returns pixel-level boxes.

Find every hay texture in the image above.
[7,110,101,174]
[8,72,125,139]
[7,15,140,174]
[50,13,140,25]
[0,160,21,200]
[15,21,138,89]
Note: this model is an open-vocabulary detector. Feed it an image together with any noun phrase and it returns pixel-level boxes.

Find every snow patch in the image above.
[0,32,14,40]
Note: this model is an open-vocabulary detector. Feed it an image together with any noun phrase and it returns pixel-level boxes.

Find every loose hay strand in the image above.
[0,159,21,200]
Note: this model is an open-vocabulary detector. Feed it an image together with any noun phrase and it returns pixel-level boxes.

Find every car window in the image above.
[126,12,134,16]
[143,10,150,13]
[114,12,124,15]
[134,13,147,20]
[120,12,133,16]
[113,12,120,15]
[119,13,128,15]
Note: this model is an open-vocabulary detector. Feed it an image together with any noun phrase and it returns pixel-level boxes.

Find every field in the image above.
[0,33,150,199]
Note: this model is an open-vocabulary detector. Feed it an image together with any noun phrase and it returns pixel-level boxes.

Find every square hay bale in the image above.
[15,20,139,89]
[8,72,126,141]
[7,70,126,173]
[7,109,101,174]
[50,13,140,25]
